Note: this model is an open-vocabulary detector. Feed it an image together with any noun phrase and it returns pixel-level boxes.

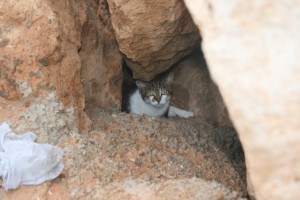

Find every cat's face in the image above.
[136,74,173,107]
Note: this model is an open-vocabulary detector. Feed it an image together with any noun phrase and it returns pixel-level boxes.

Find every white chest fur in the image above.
[129,90,169,117]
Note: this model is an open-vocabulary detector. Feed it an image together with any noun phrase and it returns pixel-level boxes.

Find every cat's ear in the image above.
[164,73,174,84]
[136,80,147,89]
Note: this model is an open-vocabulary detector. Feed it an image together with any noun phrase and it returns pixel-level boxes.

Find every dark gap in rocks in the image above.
[120,43,246,185]
[118,39,246,192]
[121,62,135,113]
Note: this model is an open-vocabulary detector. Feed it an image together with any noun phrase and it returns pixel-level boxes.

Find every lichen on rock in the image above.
[14,92,78,144]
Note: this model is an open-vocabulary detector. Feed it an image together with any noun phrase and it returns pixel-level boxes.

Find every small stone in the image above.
[217,193,224,200]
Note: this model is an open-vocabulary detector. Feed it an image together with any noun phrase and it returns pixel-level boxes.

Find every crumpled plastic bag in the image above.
[0,122,64,190]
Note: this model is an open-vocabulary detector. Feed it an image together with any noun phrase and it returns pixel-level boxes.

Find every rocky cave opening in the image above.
[78,1,248,199]
[120,46,233,125]
[0,0,250,199]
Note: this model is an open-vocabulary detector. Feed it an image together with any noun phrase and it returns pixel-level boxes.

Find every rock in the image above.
[86,179,245,200]
[80,0,123,110]
[13,92,78,144]
[0,0,88,129]
[1,108,246,199]
[107,0,200,81]
[184,0,300,199]
[0,0,124,129]
[171,48,232,127]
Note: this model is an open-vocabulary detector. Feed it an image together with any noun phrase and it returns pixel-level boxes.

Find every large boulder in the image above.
[0,0,123,129]
[107,0,200,81]
[0,0,87,128]
[1,108,246,199]
[184,0,300,199]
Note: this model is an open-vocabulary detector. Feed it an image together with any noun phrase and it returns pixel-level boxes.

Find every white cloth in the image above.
[0,122,64,190]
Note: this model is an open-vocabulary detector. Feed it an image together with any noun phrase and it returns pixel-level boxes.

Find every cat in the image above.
[124,73,194,118]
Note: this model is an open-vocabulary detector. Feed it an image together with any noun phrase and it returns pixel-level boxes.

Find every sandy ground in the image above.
[0,98,247,199]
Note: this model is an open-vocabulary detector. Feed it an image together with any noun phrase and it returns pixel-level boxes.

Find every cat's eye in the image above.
[161,89,167,95]
[147,92,155,96]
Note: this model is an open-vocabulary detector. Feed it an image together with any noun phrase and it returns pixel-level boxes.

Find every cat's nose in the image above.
[154,96,161,103]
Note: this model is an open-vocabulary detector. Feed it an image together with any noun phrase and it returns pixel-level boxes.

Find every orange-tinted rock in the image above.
[107,0,200,81]
[80,0,123,110]
[0,0,88,128]
[0,0,124,130]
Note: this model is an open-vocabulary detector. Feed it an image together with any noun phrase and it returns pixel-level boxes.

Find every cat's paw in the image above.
[180,111,194,118]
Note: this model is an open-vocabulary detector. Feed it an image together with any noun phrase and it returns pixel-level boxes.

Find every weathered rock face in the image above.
[0,0,87,128]
[171,48,232,127]
[184,0,300,199]
[0,0,123,129]
[80,0,123,110]
[107,0,200,81]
